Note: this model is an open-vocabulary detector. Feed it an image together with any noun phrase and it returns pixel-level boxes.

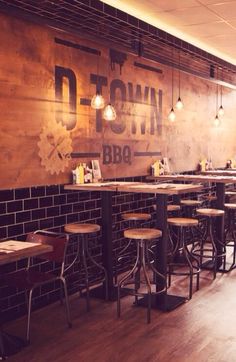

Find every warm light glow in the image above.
[214,115,220,127]
[103,103,116,121]
[176,97,184,110]
[91,93,105,110]
[168,108,176,122]
[218,105,224,117]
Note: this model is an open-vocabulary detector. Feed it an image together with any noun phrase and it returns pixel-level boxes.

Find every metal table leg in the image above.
[90,191,118,300]
[137,194,186,311]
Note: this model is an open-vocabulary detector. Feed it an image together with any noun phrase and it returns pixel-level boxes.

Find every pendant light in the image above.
[102,51,117,122]
[214,82,220,127]
[175,50,184,110]
[91,93,105,110]
[103,103,116,121]
[168,49,176,122]
[218,69,224,117]
[91,50,105,110]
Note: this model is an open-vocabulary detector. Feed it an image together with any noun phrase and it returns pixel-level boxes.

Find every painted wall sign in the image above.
[0,13,236,189]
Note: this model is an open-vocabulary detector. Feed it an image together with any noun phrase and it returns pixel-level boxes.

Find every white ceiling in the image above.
[101,0,236,65]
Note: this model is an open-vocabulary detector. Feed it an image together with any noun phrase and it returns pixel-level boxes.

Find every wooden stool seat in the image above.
[64,223,100,234]
[167,204,181,212]
[153,204,181,212]
[124,228,162,240]
[167,217,198,227]
[122,213,151,221]
[225,191,236,196]
[180,200,202,207]
[224,203,236,210]
[196,208,224,217]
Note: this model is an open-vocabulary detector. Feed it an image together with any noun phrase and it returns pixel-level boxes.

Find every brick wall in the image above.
[0,175,226,322]
[0,176,155,322]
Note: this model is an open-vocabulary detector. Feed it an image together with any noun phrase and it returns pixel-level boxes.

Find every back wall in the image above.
[0,12,236,189]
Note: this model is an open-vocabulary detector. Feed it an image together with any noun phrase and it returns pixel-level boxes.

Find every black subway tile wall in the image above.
[0,175,218,322]
[0,177,155,322]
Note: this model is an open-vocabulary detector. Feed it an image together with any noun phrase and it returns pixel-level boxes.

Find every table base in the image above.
[136,294,186,312]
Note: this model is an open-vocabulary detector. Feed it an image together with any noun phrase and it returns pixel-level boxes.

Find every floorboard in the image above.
[3,268,236,362]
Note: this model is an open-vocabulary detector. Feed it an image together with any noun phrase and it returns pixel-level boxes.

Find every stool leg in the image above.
[60,277,72,328]
[84,235,108,300]
[117,280,121,318]
[134,250,141,305]
[142,241,152,324]
[117,244,140,319]
[81,237,90,312]
[182,228,193,300]
[187,246,200,292]
[209,219,217,279]
[146,244,166,292]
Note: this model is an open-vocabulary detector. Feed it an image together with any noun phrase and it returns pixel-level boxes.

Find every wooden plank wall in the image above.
[0,12,236,189]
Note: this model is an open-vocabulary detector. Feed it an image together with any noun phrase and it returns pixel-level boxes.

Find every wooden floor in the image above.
[5,267,236,362]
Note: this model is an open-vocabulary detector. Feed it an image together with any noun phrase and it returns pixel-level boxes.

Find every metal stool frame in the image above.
[65,224,108,311]
[191,213,226,279]
[117,230,166,324]
[168,223,201,299]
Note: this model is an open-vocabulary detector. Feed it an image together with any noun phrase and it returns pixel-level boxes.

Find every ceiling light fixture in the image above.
[218,68,224,117]
[168,49,176,122]
[102,49,117,122]
[103,103,116,121]
[176,50,183,110]
[214,80,220,127]
[91,50,105,110]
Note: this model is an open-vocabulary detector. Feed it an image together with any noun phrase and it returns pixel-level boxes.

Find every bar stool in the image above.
[167,217,200,299]
[64,223,108,310]
[224,203,236,271]
[114,212,151,283]
[180,199,202,217]
[153,204,181,214]
[225,191,236,203]
[192,208,226,279]
[117,228,166,323]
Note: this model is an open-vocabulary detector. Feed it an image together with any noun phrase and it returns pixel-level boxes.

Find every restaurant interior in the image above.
[0,0,236,361]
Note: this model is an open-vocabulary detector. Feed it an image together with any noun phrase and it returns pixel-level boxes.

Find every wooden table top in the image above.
[64,181,140,192]
[147,174,236,184]
[0,240,53,266]
[65,181,202,195]
[202,170,236,176]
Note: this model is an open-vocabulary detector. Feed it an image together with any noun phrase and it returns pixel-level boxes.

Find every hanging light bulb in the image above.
[214,114,220,127]
[168,107,176,122]
[168,48,176,122]
[218,105,224,117]
[175,50,184,110]
[91,49,105,110]
[218,83,224,116]
[218,68,224,117]
[91,93,105,109]
[213,74,220,127]
[103,103,116,121]
[176,96,184,110]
